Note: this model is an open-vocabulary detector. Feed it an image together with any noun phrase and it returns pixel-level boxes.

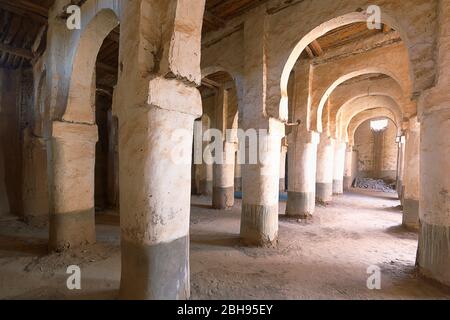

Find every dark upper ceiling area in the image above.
[203,0,270,33]
[0,0,55,69]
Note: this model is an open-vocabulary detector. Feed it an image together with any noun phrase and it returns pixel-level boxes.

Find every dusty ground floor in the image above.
[0,189,449,300]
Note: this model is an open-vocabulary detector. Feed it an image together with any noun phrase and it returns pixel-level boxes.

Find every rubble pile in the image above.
[352,177,396,193]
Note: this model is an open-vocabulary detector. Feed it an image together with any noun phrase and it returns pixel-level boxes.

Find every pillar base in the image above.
[49,210,95,251]
[402,198,419,230]
[417,222,450,286]
[286,191,315,218]
[212,186,234,209]
[119,236,189,300]
[316,182,332,203]
[240,203,278,246]
[333,180,343,195]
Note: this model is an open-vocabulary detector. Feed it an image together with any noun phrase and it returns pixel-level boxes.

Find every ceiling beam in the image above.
[0,43,34,60]
[0,1,47,24]
[203,10,226,29]
[305,45,315,59]
[31,25,47,54]
[202,77,221,88]
[309,40,323,57]
[0,0,48,17]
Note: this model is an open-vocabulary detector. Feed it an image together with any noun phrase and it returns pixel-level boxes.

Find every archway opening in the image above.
[94,26,120,215]
[193,70,238,207]
[352,117,398,191]
[280,16,410,133]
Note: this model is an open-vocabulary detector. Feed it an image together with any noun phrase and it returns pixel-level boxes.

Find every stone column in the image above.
[316,134,335,203]
[343,145,354,191]
[49,121,98,251]
[286,130,319,218]
[192,120,202,195]
[279,145,287,192]
[199,117,213,196]
[332,141,347,195]
[241,127,283,245]
[402,118,420,230]
[240,9,283,246]
[199,147,213,196]
[416,0,450,287]
[396,136,406,200]
[114,0,205,299]
[234,153,242,192]
[417,106,450,285]
[118,78,201,300]
[212,142,235,209]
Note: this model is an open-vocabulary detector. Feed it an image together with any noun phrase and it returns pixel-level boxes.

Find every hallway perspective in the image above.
[1,189,449,300]
[0,0,449,301]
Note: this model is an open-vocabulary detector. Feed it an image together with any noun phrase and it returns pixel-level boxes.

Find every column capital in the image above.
[147,77,202,117]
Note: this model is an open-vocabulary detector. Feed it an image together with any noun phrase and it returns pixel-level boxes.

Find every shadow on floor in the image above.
[384,225,418,240]
[372,205,403,213]
[95,214,120,226]
[0,234,48,256]
[191,233,241,248]
[349,189,399,201]
[191,203,213,210]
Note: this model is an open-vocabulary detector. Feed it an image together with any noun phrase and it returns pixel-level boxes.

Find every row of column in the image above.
[401,118,420,230]
[286,130,347,218]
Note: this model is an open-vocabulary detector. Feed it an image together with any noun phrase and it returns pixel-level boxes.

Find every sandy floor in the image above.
[0,189,449,300]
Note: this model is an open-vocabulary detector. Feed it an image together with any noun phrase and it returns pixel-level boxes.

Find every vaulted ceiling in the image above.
[302,22,395,60]
[0,1,398,75]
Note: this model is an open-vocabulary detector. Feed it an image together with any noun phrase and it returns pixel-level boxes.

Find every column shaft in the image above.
[234,153,242,192]
[241,130,281,246]
[333,142,346,195]
[49,121,98,251]
[279,145,287,192]
[213,142,235,209]
[316,135,335,203]
[396,138,406,200]
[286,131,319,217]
[402,119,420,230]
[119,81,199,299]
[417,108,450,285]
[343,145,354,191]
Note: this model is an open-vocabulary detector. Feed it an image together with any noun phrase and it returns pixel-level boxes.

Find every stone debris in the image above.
[352,177,396,193]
